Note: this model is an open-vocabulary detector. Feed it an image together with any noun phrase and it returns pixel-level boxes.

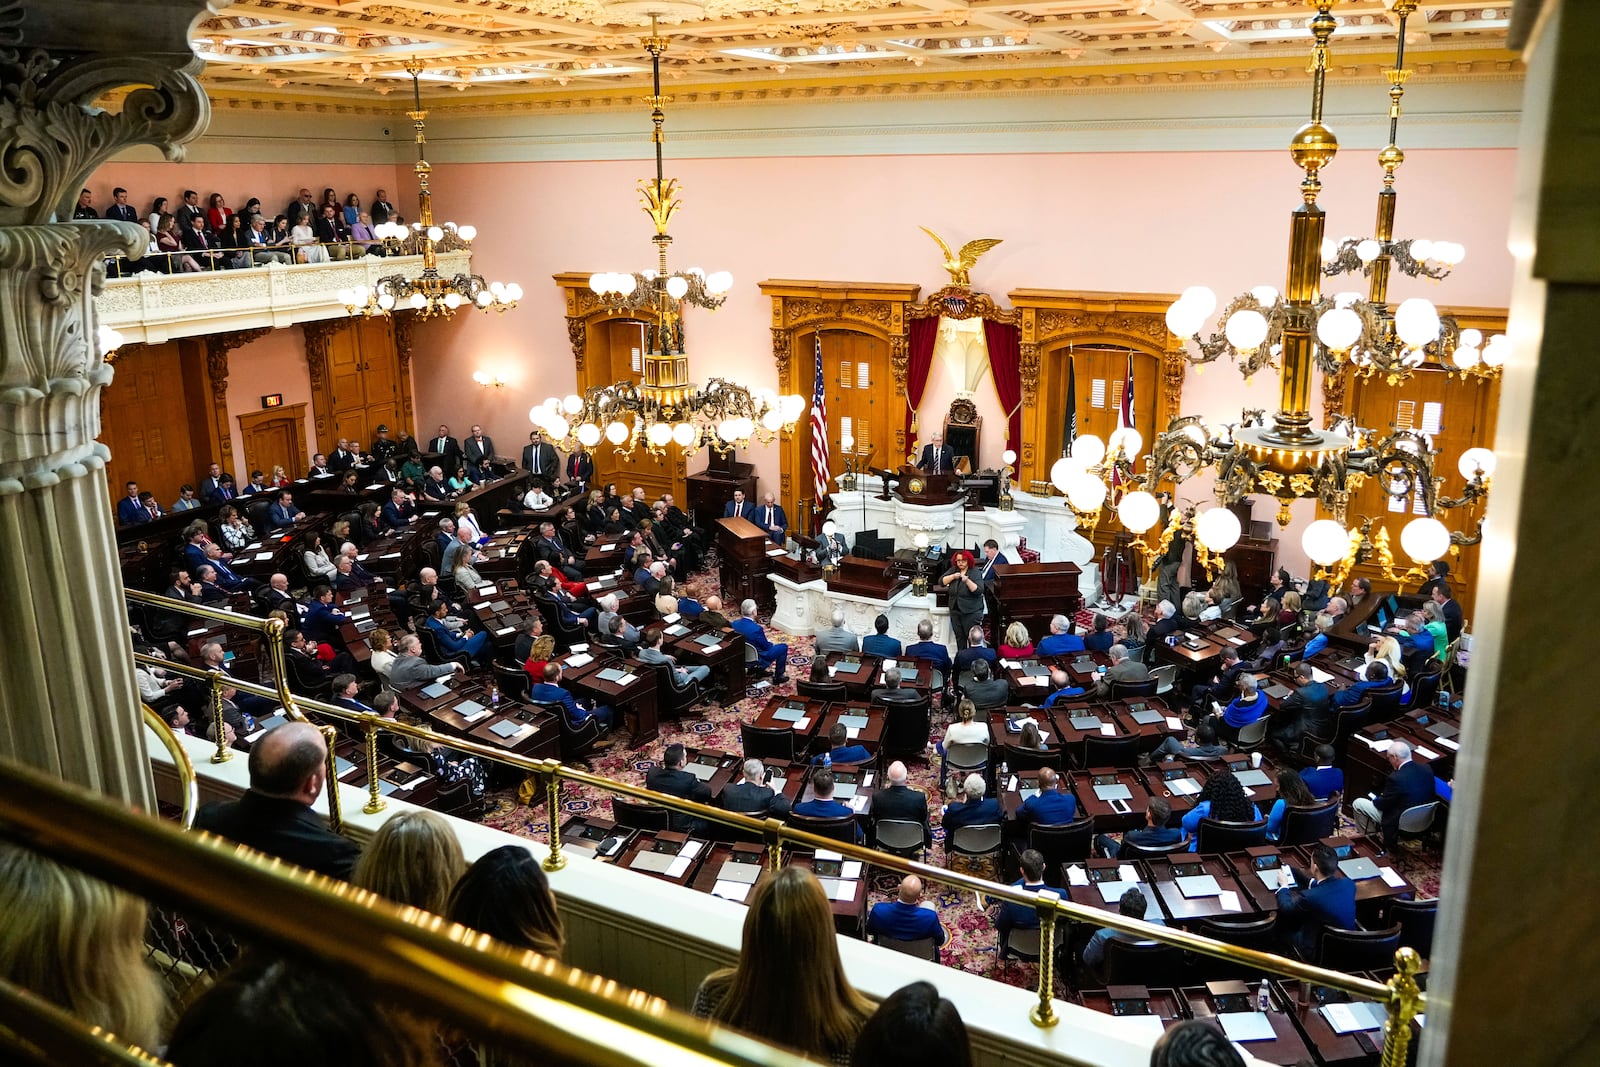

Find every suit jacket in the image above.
[817,531,850,567]
[388,654,456,691]
[868,900,946,945]
[422,477,451,500]
[106,203,140,223]
[522,441,560,477]
[730,616,780,654]
[813,626,860,655]
[815,744,872,765]
[370,198,395,224]
[1375,760,1436,823]
[199,475,231,503]
[266,502,301,531]
[1147,616,1186,652]
[1019,789,1078,826]
[942,566,987,616]
[870,784,931,845]
[723,500,756,521]
[566,451,594,484]
[862,633,903,657]
[871,686,922,705]
[904,640,952,675]
[792,797,853,820]
[953,645,998,676]
[529,682,596,725]
[917,444,954,473]
[962,677,1011,708]
[462,435,496,467]
[429,435,462,463]
[260,588,302,627]
[637,645,694,690]
[644,765,711,823]
[754,502,787,541]
[195,791,361,880]
[380,500,414,530]
[1037,633,1087,656]
[117,496,153,525]
[722,780,788,817]
[302,599,351,644]
[942,796,1001,834]
[1276,874,1358,942]
[1439,598,1463,641]
[327,447,357,471]
[1300,765,1345,800]
[1282,681,1336,737]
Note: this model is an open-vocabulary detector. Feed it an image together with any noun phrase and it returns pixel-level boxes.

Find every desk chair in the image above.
[1364,680,1407,724]
[433,777,484,821]
[1195,817,1269,854]
[1389,898,1437,958]
[1190,915,1280,982]
[945,823,1003,876]
[1230,715,1270,753]
[639,660,702,723]
[1276,798,1341,846]
[490,662,530,703]
[872,818,929,860]
[1000,741,1063,774]
[796,678,848,702]
[415,627,470,670]
[529,698,604,764]
[610,797,671,832]
[1397,800,1442,844]
[1117,835,1193,860]
[1149,664,1178,696]
[940,742,987,792]
[739,722,795,763]
[1112,677,1160,699]
[1103,938,1185,986]
[786,812,859,846]
[880,694,933,764]
[872,934,939,963]
[1404,663,1444,710]
[997,922,1060,985]
[1078,734,1139,770]
[1317,924,1401,972]
[1024,816,1094,887]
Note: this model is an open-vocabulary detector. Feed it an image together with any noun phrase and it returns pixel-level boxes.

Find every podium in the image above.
[990,560,1083,636]
[825,554,906,601]
[717,516,774,611]
[894,465,964,506]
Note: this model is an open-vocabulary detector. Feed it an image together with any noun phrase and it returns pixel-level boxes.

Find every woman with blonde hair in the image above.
[1366,634,1407,681]
[998,621,1033,659]
[0,842,167,1049]
[692,866,871,1064]
[352,810,465,915]
[369,627,397,680]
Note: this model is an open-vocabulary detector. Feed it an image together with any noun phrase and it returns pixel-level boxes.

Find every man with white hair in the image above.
[870,760,930,848]
[637,627,711,687]
[259,572,300,626]
[813,608,861,655]
[1351,740,1436,853]
[942,773,1001,834]
[720,758,790,817]
[730,598,788,681]
[337,542,374,585]
[595,592,637,643]
[756,491,787,546]
[387,632,464,690]
[1146,598,1186,661]
[1036,614,1086,656]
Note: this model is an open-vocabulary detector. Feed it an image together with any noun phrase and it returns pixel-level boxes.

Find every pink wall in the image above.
[409,148,1517,576]
[225,328,317,478]
[87,161,403,223]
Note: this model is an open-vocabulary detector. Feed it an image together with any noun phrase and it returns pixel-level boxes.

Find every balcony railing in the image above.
[95,249,473,343]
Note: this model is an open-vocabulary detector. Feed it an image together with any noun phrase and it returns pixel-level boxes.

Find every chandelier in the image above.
[531,19,805,455]
[1049,1,1496,589]
[339,61,521,319]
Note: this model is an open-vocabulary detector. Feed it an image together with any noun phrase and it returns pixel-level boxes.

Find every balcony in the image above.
[95,250,474,343]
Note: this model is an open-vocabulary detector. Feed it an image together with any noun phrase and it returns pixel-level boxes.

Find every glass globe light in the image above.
[1224,309,1269,352]
[489,282,505,299]
[528,405,549,427]
[1071,433,1106,467]
[1050,456,1082,492]
[1194,507,1242,553]
[914,532,930,549]
[409,293,426,310]
[546,415,569,439]
[840,435,855,454]
[616,273,636,295]
[647,422,673,447]
[427,226,444,242]
[761,409,784,431]
[783,395,807,421]
[1107,426,1143,459]
[601,420,627,445]
[1394,298,1441,348]
[1064,471,1107,513]
[1321,237,1338,262]
[1456,328,1482,350]
[475,291,493,308]
[1356,239,1382,263]
[456,224,477,241]
[1409,238,1434,262]
[1302,519,1350,566]
[1400,516,1451,564]
[1334,290,1362,309]
[1458,447,1497,480]
[1116,490,1160,533]
[1438,242,1466,266]
[1180,423,1209,448]
[717,419,737,442]
[1481,334,1509,367]
[1452,344,1481,369]
[672,422,696,447]
[1250,285,1279,307]
[1316,306,1363,352]
[377,293,396,310]
[1002,449,1017,465]
[665,275,689,300]
[337,288,354,306]
[707,271,733,294]
[1181,285,1217,318]
[1165,299,1206,338]
[444,292,463,309]
[471,370,488,384]
[576,423,602,448]
[505,283,523,302]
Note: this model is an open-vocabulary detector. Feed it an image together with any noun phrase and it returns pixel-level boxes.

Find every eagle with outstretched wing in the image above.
[920,226,1003,287]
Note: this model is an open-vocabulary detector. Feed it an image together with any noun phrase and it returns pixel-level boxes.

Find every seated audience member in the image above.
[861,613,902,657]
[367,628,397,681]
[755,491,787,545]
[1269,660,1335,748]
[998,621,1034,659]
[1302,613,1334,659]
[1040,666,1086,706]
[605,613,639,654]
[265,489,303,532]
[172,483,202,511]
[991,847,1050,939]
[952,627,997,677]
[1188,646,1245,717]
[645,743,713,832]
[1082,886,1166,980]
[1334,660,1394,707]
[116,480,154,524]
[1036,614,1085,656]
[0,842,167,1052]
[1093,643,1150,698]
[960,658,1010,710]
[441,527,486,589]
[424,599,491,665]
[721,758,792,818]
[699,595,730,630]
[1083,614,1117,653]
[904,618,952,675]
[531,663,615,734]
[301,531,337,582]
[387,633,465,690]
[870,761,930,848]
[1266,768,1319,840]
[814,609,861,655]
[792,769,858,834]
[194,721,362,879]
[866,875,946,950]
[813,722,871,766]
[594,593,638,645]
[1095,796,1182,858]
[1150,719,1228,762]
[849,980,972,1067]
[693,867,872,1063]
[1179,768,1262,849]
[301,584,351,646]
[1210,673,1268,743]
[870,666,921,705]
[1016,720,1048,752]
[379,488,415,530]
[731,598,789,680]
[420,465,452,500]
[1146,599,1185,654]
[942,773,1001,834]
[1351,740,1436,853]
[1019,767,1077,825]
[522,481,554,511]
[1274,843,1357,957]
[1300,745,1345,800]
[939,699,990,761]
[1149,1020,1247,1067]
[447,845,566,958]
[351,809,466,914]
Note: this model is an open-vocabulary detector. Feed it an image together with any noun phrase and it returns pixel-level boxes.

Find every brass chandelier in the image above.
[1049,1,1496,589]
[339,61,521,319]
[531,20,804,455]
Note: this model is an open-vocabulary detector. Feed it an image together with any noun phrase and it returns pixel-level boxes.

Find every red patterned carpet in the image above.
[478,584,1444,992]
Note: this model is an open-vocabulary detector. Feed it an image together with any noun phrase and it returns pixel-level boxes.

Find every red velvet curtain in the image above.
[983,319,1023,457]
[904,316,940,448]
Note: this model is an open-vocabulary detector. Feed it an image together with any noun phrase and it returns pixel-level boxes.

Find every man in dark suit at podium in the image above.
[916,433,954,474]
[723,489,756,522]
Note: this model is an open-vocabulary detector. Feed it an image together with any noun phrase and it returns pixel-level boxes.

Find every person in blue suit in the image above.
[812,722,871,766]
[301,585,351,645]
[861,613,902,657]
[1334,660,1393,706]
[991,848,1050,939]
[529,662,613,731]
[1041,667,1087,706]
[1299,745,1345,800]
[1300,614,1333,660]
[266,489,303,533]
[1083,615,1117,653]
[117,482,153,525]
[753,492,787,546]
[1018,767,1077,826]
[722,488,756,522]
[730,599,788,681]
[904,619,952,677]
[790,769,861,842]
[380,488,416,530]
[1210,674,1268,744]
[867,876,947,953]
[1352,740,1437,852]
[942,774,1001,834]
[424,600,490,665]
[1274,844,1358,957]
[1036,615,1086,657]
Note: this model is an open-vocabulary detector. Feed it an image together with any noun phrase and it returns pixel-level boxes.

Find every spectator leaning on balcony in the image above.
[291,212,327,264]
[313,203,352,260]
[248,214,290,265]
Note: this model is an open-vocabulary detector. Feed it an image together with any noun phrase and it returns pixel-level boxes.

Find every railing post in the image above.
[320,725,344,834]
[543,760,567,873]
[261,616,303,721]
[763,818,785,872]
[1030,903,1060,1028]
[362,717,386,815]
[207,669,231,764]
[1380,946,1423,1067]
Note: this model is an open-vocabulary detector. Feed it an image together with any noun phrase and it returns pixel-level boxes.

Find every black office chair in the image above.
[1103,938,1185,986]
[872,934,939,963]
[796,678,849,702]
[1025,816,1094,887]
[879,694,932,764]
[245,497,274,532]
[872,818,929,860]
[491,662,530,703]
[1390,898,1438,959]
[1404,664,1444,710]
[610,796,671,831]
[531,593,588,652]
[1318,924,1402,972]
[1277,798,1342,846]
[1365,680,1407,724]
[997,922,1059,984]
[739,722,795,763]
[945,823,1003,874]
[1117,835,1193,860]
[415,627,470,669]
[786,812,859,847]
[1189,916,1280,982]
[640,660,702,723]
[1195,817,1269,854]
[1111,677,1160,699]
[1079,734,1140,770]
[529,698,604,764]
[433,777,485,821]
[999,741,1063,774]
[285,654,333,701]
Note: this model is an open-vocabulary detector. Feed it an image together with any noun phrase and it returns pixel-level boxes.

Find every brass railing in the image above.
[0,758,812,1067]
[141,704,198,830]
[124,591,1426,1060]
[0,977,172,1066]
[106,237,390,277]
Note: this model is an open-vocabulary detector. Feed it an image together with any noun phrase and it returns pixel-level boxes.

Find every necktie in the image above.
[766,507,772,526]
[934,449,940,473]
[532,450,540,474]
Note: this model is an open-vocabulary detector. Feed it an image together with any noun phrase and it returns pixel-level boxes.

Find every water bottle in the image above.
[822,752,831,768]
[999,761,1009,779]
[1257,981,1272,1013]
[489,681,500,707]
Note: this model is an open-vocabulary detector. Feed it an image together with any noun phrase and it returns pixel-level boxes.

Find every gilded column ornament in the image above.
[771,328,792,386]
[392,312,417,432]
[566,316,586,372]
[203,327,269,461]
[1322,363,1349,425]
[1163,346,1188,426]
[890,335,909,393]
[0,0,213,809]
[1020,341,1041,406]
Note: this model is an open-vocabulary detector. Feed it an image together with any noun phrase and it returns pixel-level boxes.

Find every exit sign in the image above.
[261,394,283,408]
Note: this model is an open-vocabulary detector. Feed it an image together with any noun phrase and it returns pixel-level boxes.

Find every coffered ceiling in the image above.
[192,1,1518,111]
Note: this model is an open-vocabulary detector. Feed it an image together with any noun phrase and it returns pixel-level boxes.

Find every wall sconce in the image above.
[471,370,507,388]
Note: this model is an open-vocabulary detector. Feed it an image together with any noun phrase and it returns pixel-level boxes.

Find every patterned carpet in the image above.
[477,577,1445,993]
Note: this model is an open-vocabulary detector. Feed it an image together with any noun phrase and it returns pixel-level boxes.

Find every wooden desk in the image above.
[750,696,827,752]
[992,707,1071,761]
[661,623,745,699]
[1345,723,1454,802]
[1140,756,1280,818]
[688,842,769,904]
[999,770,1045,821]
[335,747,439,808]
[825,554,906,601]
[1075,988,1184,1040]
[1075,767,1153,833]
[817,704,886,756]
[615,831,711,887]
[1289,837,1415,913]
[561,654,660,747]
[1272,980,1393,1066]
[796,765,876,816]
[761,760,811,807]
[716,515,773,611]
[786,852,867,937]
[679,748,742,801]
[583,541,627,577]
[1064,857,1158,918]
[1178,983,1312,1066]
[398,678,471,718]
[1145,855,1258,926]
[1225,847,1297,915]
[991,560,1084,636]
[464,709,559,758]
[558,815,634,861]
[1153,633,1228,670]
[1107,699,1186,750]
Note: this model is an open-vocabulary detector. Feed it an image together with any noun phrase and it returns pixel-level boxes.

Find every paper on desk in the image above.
[815,849,843,861]
[766,548,786,557]
[1309,667,1334,684]
[599,544,615,551]
[821,878,856,902]
[1321,1002,1385,1034]
[1008,775,1019,793]
[1110,1015,1166,1041]
[1118,864,1138,882]
[663,856,692,879]
[702,643,721,653]
[712,880,752,903]
[565,653,594,668]
[1362,736,1392,753]
[1066,865,1089,887]
[1000,659,1019,669]
[1227,636,1247,645]
[1415,745,1441,760]
[381,551,401,559]
[496,626,515,637]
[511,723,535,740]
[681,840,704,859]
[792,717,811,731]
[1218,1012,1276,1043]
[616,673,637,687]
[1166,716,1184,730]
[841,861,863,880]
[845,726,860,739]
[253,551,274,561]
[862,774,873,788]
[585,582,602,591]
[663,613,680,623]
[1218,890,1243,912]
[356,552,370,561]
[1100,723,1117,736]
[849,795,868,812]
[1378,866,1407,888]
[1437,736,1460,750]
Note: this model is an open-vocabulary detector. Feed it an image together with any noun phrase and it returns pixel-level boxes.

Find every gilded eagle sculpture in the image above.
[919,226,1003,287]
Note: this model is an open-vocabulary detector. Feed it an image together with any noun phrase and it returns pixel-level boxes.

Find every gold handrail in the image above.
[123,591,1424,1049]
[0,758,814,1067]
[0,977,173,1066]
[140,704,198,830]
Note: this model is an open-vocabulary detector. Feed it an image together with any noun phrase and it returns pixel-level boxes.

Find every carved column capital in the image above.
[771,329,792,387]
[392,312,415,370]
[1019,341,1041,406]
[890,336,909,392]
[566,316,586,372]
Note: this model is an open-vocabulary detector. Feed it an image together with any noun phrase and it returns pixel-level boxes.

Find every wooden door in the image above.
[309,317,406,455]
[354,317,403,434]
[802,328,892,477]
[238,404,310,484]
[1043,343,1158,461]
[1341,366,1497,622]
[103,340,200,509]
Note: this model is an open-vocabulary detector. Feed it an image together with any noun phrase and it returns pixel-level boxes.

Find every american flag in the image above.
[809,331,830,502]
[1113,353,1135,492]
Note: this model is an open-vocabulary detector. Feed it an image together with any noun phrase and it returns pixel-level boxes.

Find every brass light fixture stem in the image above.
[406,59,437,271]
[1369,2,1416,308]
